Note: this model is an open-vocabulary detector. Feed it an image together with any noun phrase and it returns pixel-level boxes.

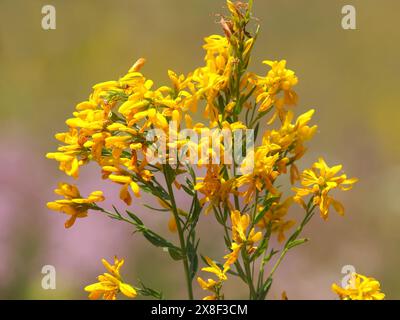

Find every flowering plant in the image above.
[46,1,383,300]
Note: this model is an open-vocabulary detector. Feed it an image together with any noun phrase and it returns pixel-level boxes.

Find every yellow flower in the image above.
[293,158,357,219]
[203,35,230,74]
[46,128,88,178]
[332,273,385,300]
[85,257,137,300]
[257,197,295,243]
[263,109,317,165]
[231,210,262,248]
[201,256,228,281]
[197,277,219,300]
[192,69,230,121]
[197,277,218,292]
[194,165,236,212]
[47,183,104,228]
[197,207,262,300]
[46,152,81,179]
[197,256,228,300]
[237,144,280,203]
[128,108,169,132]
[255,60,298,123]
[108,174,140,206]
[104,136,131,160]
[84,132,111,161]
[223,242,241,268]
[223,210,262,268]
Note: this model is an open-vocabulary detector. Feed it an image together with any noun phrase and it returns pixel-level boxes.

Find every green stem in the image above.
[163,165,194,300]
[256,250,267,294]
[242,247,256,299]
[266,200,316,283]
[268,247,288,279]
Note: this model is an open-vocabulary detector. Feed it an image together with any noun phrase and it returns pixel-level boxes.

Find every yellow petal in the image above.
[331,199,345,216]
[119,283,137,298]
[168,215,177,233]
[109,174,132,184]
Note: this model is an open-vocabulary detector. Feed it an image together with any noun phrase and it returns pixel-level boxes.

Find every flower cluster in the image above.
[197,209,263,300]
[197,257,229,300]
[46,0,376,300]
[46,183,104,228]
[332,273,385,300]
[293,158,357,220]
[84,257,137,300]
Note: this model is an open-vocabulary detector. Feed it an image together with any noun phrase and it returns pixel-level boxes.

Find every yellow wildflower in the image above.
[203,35,230,74]
[231,210,262,248]
[84,131,110,161]
[201,256,228,281]
[105,135,131,160]
[47,183,104,228]
[197,256,228,300]
[293,158,357,219]
[197,277,219,300]
[108,173,140,206]
[237,144,281,203]
[46,128,88,178]
[263,109,317,165]
[195,165,236,212]
[128,108,169,132]
[257,197,295,243]
[332,273,385,300]
[223,242,241,268]
[255,60,298,123]
[85,257,137,300]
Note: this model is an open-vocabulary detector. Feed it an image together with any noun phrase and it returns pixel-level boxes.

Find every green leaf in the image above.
[253,196,280,224]
[262,248,279,264]
[126,210,182,258]
[188,252,198,279]
[259,278,273,299]
[168,247,185,261]
[200,254,209,266]
[224,235,231,248]
[254,122,260,140]
[126,210,144,225]
[217,95,225,113]
[186,235,199,279]
[251,237,268,261]
[181,184,195,196]
[143,204,170,212]
[287,238,308,249]
[233,100,243,115]
[137,281,163,300]
[111,205,122,217]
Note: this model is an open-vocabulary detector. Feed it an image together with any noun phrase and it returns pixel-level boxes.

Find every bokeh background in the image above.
[1,0,399,299]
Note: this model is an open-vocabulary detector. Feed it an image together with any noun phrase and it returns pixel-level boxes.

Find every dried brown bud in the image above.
[219,16,234,39]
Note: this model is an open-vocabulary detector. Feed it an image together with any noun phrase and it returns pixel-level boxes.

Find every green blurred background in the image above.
[0,0,399,299]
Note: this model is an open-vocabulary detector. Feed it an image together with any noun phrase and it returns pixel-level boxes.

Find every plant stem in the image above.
[242,247,256,299]
[163,165,194,300]
[266,201,316,283]
[268,247,288,279]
